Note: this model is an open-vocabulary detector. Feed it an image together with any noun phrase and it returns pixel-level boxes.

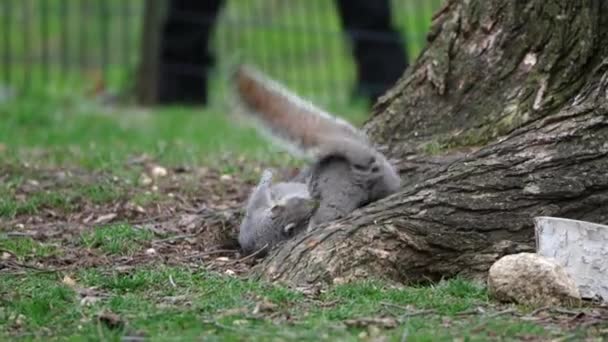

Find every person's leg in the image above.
[157,0,225,105]
[334,0,408,103]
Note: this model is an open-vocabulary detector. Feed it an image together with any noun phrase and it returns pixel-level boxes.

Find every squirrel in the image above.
[238,169,318,255]
[231,65,401,256]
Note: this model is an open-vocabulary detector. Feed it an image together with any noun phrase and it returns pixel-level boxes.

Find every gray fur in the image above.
[238,169,318,256]
[232,65,401,255]
[308,140,401,228]
[238,140,401,256]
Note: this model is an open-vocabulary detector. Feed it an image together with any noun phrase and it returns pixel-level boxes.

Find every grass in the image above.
[0,173,126,218]
[80,224,154,256]
[0,236,59,261]
[1,103,602,341]
[0,2,605,341]
[0,93,273,170]
[0,268,569,341]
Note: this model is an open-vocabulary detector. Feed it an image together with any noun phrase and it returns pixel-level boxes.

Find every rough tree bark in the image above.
[252,0,608,286]
[135,0,166,105]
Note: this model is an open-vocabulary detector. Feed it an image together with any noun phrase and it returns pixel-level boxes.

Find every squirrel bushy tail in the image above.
[230,64,370,159]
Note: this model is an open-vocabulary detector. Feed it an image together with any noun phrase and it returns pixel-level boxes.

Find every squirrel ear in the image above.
[270,204,284,215]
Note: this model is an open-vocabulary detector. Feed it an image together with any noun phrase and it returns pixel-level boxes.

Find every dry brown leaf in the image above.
[97,311,125,330]
[94,213,117,224]
[62,275,77,287]
[252,300,278,315]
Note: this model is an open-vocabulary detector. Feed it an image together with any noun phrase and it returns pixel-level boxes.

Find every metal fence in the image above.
[0,0,444,108]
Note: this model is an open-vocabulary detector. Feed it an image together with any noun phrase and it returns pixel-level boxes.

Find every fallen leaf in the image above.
[252,300,278,315]
[94,213,117,224]
[62,275,77,287]
[82,213,95,224]
[97,311,125,330]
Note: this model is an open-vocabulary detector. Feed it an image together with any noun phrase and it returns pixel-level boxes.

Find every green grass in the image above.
[0,94,268,168]
[0,268,569,341]
[0,236,59,260]
[0,2,604,340]
[80,224,154,255]
[0,175,126,218]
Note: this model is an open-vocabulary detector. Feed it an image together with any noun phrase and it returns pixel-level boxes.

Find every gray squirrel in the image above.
[231,65,401,256]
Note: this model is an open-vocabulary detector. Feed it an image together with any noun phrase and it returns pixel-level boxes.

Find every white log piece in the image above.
[534,216,608,302]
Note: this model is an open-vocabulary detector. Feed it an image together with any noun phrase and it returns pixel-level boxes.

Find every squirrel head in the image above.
[269,196,318,236]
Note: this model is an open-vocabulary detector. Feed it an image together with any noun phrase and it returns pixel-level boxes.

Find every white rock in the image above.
[139,173,153,186]
[145,248,157,256]
[488,252,581,307]
[151,165,168,178]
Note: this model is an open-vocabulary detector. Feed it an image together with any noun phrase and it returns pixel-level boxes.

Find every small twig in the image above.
[3,231,36,237]
[186,249,239,259]
[487,308,518,318]
[227,244,268,264]
[169,275,176,288]
[152,233,198,245]
[528,306,551,316]
[455,307,484,316]
[128,214,173,225]
[469,308,520,332]
[380,302,412,311]
[1,260,68,274]
[380,302,438,319]
[552,308,581,316]
[401,309,437,318]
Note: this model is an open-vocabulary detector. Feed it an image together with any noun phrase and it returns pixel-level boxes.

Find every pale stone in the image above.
[535,216,608,302]
[488,252,581,307]
[151,165,168,178]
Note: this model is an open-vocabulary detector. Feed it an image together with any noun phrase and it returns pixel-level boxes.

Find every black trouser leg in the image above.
[157,0,225,105]
[334,0,408,103]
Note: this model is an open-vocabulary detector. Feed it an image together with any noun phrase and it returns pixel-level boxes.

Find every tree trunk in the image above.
[135,0,166,105]
[253,0,608,287]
